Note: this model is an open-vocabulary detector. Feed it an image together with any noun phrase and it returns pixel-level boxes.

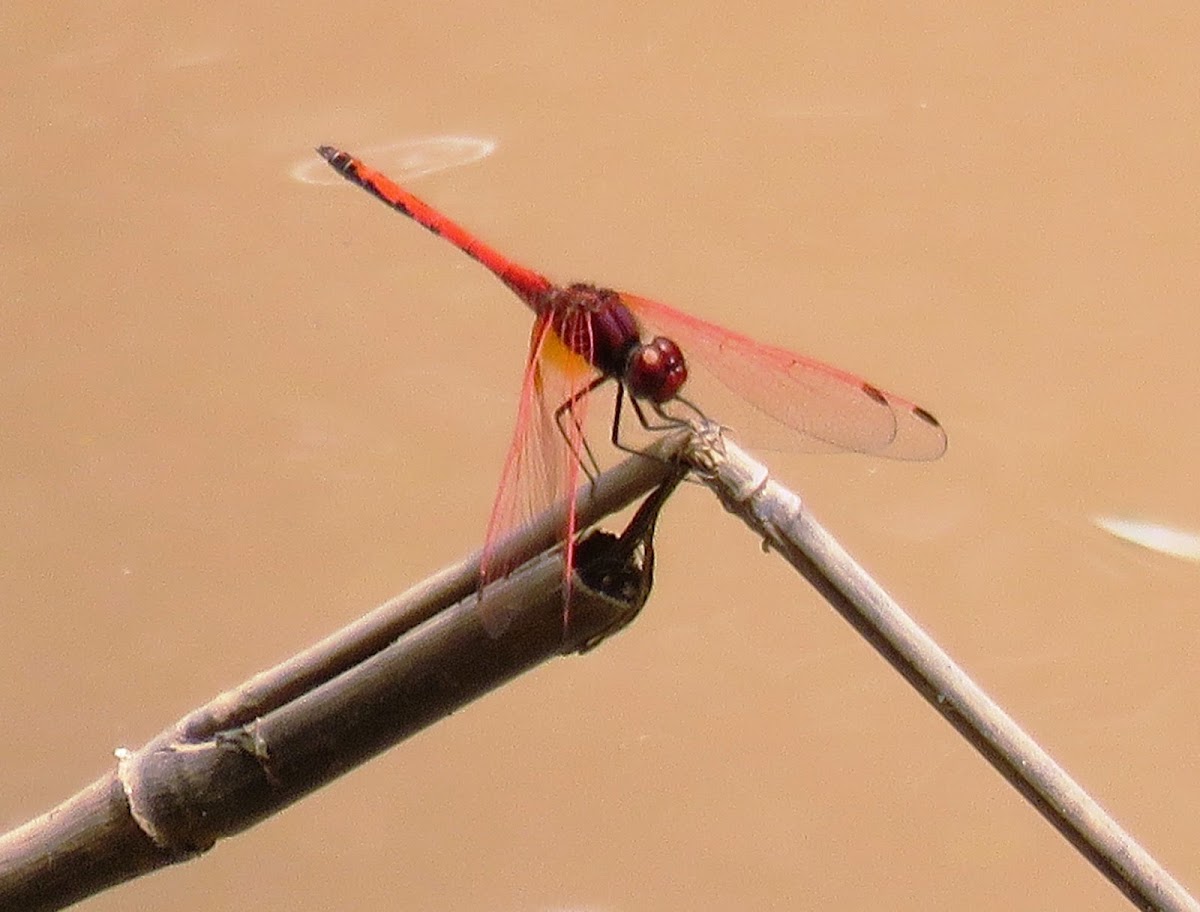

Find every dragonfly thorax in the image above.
[546,283,688,402]
[547,284,641,374]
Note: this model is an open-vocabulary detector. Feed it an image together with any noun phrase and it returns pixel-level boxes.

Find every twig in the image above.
[6,417,1192,912]
[683,421,1198,912]
[0,444,682,912]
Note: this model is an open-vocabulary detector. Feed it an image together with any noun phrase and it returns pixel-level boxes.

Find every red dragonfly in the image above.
[317,146,946,628]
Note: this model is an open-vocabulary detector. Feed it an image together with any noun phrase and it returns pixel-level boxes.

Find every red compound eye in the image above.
[625,336,688,403]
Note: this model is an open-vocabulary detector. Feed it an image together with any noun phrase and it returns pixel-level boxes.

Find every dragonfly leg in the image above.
[657,393,709,425]
[610,385,643,456]
[554,375,609,483]
[612,388,703,456]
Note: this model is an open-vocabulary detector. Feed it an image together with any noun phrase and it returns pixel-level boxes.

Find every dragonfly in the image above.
[317,145,946,630]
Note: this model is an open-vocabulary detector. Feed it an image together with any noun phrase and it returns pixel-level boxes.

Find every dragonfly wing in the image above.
[479,312,595,636]
[621,293,946,461]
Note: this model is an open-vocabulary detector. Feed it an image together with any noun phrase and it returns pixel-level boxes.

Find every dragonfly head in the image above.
[625,337,687,403]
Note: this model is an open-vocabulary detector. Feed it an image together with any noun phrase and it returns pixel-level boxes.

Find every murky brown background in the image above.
[4,3,1198,909]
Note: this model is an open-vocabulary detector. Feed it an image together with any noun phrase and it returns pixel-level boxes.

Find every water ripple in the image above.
[292,135,497,185]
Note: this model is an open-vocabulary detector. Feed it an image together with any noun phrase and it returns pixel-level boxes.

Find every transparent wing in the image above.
[479,312,598,635]
[620,293,946,461]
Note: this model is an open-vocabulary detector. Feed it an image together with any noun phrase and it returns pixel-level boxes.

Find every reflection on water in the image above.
[291,136,497,185]
[1093,515,1200,562]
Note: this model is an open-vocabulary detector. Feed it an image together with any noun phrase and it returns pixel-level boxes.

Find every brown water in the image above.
[4,3,1198,909]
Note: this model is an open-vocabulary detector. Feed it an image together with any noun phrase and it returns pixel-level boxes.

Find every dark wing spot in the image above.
[861,382,889,406]
[911,405,941,428]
